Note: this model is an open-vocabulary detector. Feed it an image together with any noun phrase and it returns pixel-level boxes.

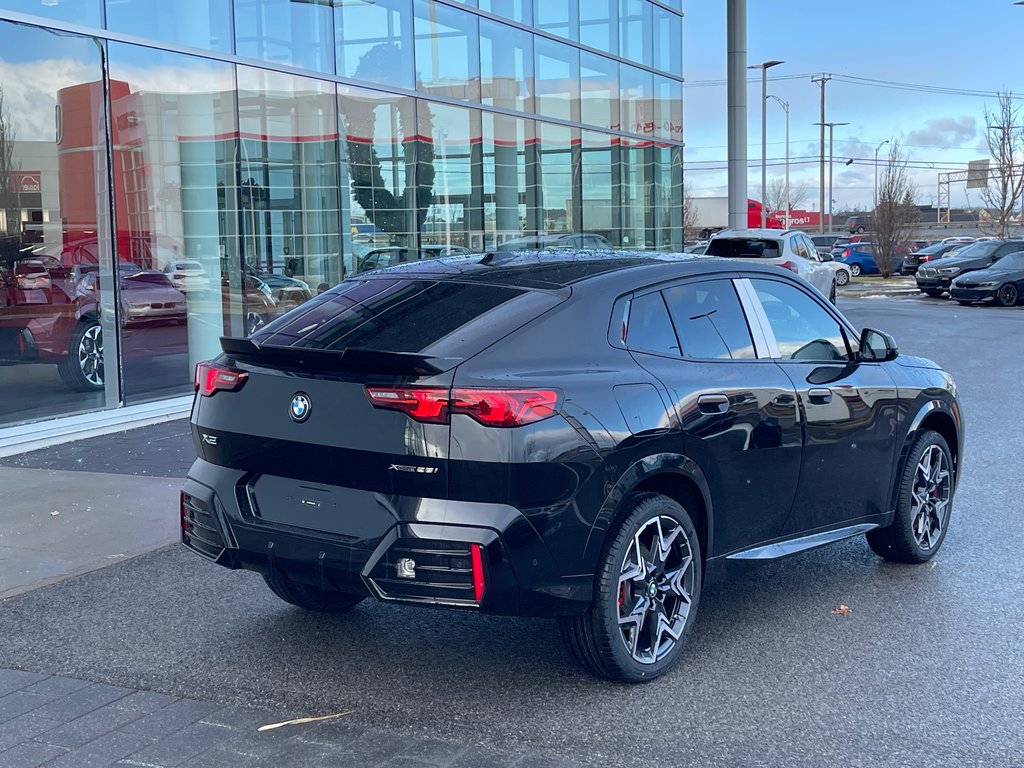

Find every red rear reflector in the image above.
[365,387,559,427]
[778,260,799,274]
[194,361,248,397]
[470,544,486,602]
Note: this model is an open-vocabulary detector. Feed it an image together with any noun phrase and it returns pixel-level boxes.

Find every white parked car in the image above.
[163,260,210,292]
[706,229,838,302]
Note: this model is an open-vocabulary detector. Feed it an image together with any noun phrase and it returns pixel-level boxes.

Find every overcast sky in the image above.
[683,0,1024,211]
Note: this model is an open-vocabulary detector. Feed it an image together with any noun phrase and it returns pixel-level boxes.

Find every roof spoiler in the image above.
[220,337,461,376]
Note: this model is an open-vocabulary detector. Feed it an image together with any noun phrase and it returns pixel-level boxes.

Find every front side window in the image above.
[662,280,756,360]
[625,291,680,357]
[752,279,851,362]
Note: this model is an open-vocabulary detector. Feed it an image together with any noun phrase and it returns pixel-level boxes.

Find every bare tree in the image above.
[0,87,19,239]
[975,93,1024,238]
[764,177,809,217]
[682,181,700,240]
[873,141,918,278]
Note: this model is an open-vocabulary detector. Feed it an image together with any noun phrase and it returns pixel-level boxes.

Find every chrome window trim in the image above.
[733,277,780,359]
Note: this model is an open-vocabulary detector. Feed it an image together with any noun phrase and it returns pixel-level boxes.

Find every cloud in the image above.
[905,116,977,149]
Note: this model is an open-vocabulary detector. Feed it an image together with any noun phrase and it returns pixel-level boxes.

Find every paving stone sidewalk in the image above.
[0,669,580,768]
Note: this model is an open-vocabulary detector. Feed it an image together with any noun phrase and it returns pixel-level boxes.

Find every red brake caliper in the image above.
[618,582,627,609]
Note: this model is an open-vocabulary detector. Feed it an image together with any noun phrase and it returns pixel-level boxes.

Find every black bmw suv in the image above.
[181,252,963,682]
[915,239,1024,296]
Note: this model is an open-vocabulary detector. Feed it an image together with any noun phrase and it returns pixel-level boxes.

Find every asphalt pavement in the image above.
[0,292,1021,767]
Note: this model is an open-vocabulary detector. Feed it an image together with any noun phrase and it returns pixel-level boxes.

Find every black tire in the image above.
[558,493,702,683]
[997,283,1019,307]
[849,263,862,277]
[57,319,104,391]
[828,281,837,304]
[956,300,974,306]
[835,269,850,287]
[922,289,943,297]
[866,430,954,564]
[263,573,365,613]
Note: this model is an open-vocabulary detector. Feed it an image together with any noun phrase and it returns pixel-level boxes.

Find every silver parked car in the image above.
[706,229,838,302]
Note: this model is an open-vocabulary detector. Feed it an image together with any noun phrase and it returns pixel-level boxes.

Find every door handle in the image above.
[807,388,833,404]
[697,394,730,414]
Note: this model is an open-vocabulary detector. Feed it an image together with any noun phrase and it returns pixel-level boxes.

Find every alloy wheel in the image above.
[850,264,861,277]
[246,311,266,336]
[617,516,695,664]
[77,323,104,387]
[836,269,850,286]
[998,284,1018,307]
[909,445,951,551]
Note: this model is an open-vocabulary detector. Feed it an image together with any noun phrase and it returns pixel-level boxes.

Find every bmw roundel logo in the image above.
[289,393,312,423]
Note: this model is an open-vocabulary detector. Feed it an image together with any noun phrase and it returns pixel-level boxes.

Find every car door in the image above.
[798,234,833,294]
[743,276,900,535]
[625,277,803,555]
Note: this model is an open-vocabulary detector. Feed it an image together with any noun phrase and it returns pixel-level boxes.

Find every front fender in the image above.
[891,397,963,510]
[582,453,715,568]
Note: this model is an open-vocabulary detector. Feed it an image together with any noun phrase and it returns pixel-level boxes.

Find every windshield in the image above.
[952,242,1002,260]
[706,238,783,258]
[996,252,1024,269]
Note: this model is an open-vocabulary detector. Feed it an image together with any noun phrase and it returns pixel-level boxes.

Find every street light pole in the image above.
[816,121,848,232]
[768,95,790,228]
[749,60,784,227]
[727,0,748,231]
[873,139,890,213]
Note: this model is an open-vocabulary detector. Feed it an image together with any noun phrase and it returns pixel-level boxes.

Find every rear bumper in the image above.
[180,459,593,617]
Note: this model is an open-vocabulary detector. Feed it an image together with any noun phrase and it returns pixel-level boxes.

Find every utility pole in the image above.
[768,96,790,228]
[812,74,831,233]
[874,139,890,213]
[726,0,748,231]
[816,121,848,233]
[749,60,784,228]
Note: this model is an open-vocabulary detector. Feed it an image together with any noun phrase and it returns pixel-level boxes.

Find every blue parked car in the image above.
[840,242,904,276]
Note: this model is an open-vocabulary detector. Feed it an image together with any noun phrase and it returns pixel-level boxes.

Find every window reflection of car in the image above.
[220,273,276,335]
[243,264,312,312]
[163,260,211,292]
[351,222,390,246]
[496,233,614,251]
[76,265,187,327]
[357,245,471,272]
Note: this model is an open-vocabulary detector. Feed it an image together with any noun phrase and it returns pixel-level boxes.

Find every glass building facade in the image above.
[0,0,683,429]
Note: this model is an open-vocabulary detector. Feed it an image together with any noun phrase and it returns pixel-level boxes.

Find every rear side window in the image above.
[252,278,562,356]
[662,280,756,360]
[626,292,680,356]
[706,238,782,259]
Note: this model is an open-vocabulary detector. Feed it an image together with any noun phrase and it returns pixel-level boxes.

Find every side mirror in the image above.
[859,328,899,362]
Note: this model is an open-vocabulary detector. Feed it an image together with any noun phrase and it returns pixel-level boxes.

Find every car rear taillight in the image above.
[920,255,932,263]
[778,260,800,274]
[194,361,248,397]
[471,544,486,601]
[365,387,560,427]
[842,248,851,258]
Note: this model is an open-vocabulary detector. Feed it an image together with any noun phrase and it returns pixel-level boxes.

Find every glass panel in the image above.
[653,4,682,75]
[479,0,532,25]
[336,0,414,89]
[108,44,240,404]
[654,75,683,142]
[237,67,341,323]
[581,51,618,132]
[534,0,576,40]
[626,291,679,356]
[581,131,616,246]
[752,279,851,362]
[579,0,617,55]
[480,19,533,114]
[234,0,335,74]
[621,62,654,137]
[655,143,683,250]
[621,137,654,249]
[414,0,480,102]
[1,0,100,25]
[663,280,756,359]
[340,85,418,274]
[419,101,481,253]
[106,0,233,52]
[0,23,114,426]
[536,122,578,237]
[482,113,534,250]
[535,37,579,124]
[619,0,652,67]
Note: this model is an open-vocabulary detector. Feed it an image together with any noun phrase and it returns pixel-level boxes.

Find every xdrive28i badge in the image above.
[289,393,312,423]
